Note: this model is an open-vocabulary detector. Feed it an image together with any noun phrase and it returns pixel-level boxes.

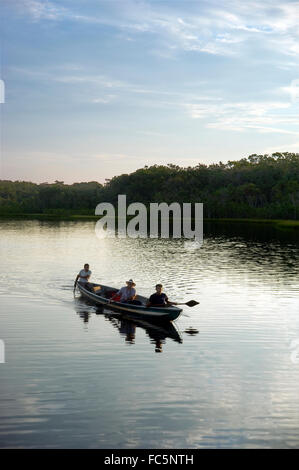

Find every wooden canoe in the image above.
[76,282,183,322]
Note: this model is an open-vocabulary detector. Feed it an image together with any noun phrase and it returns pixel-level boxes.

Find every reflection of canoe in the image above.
[77,282,183,322]
[120,314,183,344]
[106,313,183,352]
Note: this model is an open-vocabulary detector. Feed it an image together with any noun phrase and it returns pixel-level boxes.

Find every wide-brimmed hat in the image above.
[126,279,136,286]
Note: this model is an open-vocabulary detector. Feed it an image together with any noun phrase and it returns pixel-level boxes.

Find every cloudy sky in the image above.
[1,0,299,183]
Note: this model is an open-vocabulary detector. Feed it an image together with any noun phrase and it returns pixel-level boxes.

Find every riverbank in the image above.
[0,213,97,221]
[0,213,298,230]
[205,218,299,230]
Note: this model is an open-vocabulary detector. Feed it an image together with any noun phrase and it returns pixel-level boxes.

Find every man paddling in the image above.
[75,263,92,287]
[146,284,177,308]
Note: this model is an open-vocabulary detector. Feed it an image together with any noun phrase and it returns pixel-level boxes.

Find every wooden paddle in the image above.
[176,300,199,307]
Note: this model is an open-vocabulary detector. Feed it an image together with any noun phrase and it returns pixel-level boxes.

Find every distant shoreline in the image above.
[0,213,298,230]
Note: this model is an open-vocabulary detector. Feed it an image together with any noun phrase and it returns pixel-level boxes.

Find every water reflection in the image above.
[107,313,183,353]
[74,296,183,352]
[1,219,299,448]
[73,296,93,323]
[184,327,199,336]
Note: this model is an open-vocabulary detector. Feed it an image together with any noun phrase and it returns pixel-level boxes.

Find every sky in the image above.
[1,0,299,183]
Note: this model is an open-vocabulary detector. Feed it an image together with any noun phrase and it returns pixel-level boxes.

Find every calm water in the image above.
[0,219,299,449]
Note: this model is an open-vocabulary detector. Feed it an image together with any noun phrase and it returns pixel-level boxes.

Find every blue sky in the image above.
[1,0,299,183]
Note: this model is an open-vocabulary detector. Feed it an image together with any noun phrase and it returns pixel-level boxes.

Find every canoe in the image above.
[76,282,183,322]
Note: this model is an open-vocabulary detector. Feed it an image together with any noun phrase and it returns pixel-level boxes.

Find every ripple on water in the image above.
[0,220,299,448]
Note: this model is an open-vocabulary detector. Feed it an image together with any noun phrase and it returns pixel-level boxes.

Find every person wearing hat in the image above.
[111,279,138,304]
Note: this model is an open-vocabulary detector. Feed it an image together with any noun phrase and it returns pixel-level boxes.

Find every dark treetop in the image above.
[1,153,298,219]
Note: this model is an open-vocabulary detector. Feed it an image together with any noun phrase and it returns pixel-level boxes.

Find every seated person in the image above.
[146,284,177,308]
[111,279,142,305]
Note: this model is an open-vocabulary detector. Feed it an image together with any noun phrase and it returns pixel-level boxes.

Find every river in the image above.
[0,219,298,448]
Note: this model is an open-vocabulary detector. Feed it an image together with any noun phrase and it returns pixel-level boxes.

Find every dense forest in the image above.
[1,153,299,219]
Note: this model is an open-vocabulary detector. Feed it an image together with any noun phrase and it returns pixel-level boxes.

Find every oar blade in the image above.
[185,300,199,307]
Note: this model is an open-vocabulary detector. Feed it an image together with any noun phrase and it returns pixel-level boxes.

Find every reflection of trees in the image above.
[199,232,299,287]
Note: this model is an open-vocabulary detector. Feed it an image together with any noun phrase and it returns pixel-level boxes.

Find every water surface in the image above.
[0,220,299,448]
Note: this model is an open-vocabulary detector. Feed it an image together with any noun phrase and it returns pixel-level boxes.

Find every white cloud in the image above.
[185,99,299,135]
[92,95,117,104]
[280,79,299,103]
[263,141,299,154]
[55,74,127,89]
[14,0,65,20]
[8,64,222,108]
[10,0,299,61]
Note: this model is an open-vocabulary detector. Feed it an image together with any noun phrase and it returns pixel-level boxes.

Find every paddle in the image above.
[176,300,199,307]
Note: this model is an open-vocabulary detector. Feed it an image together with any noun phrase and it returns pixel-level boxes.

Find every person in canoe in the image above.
[74,264,92,288]
[110,279,142,305]
[146,284,177,308]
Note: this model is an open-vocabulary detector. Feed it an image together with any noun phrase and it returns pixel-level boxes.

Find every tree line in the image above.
[0,152,299,219]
